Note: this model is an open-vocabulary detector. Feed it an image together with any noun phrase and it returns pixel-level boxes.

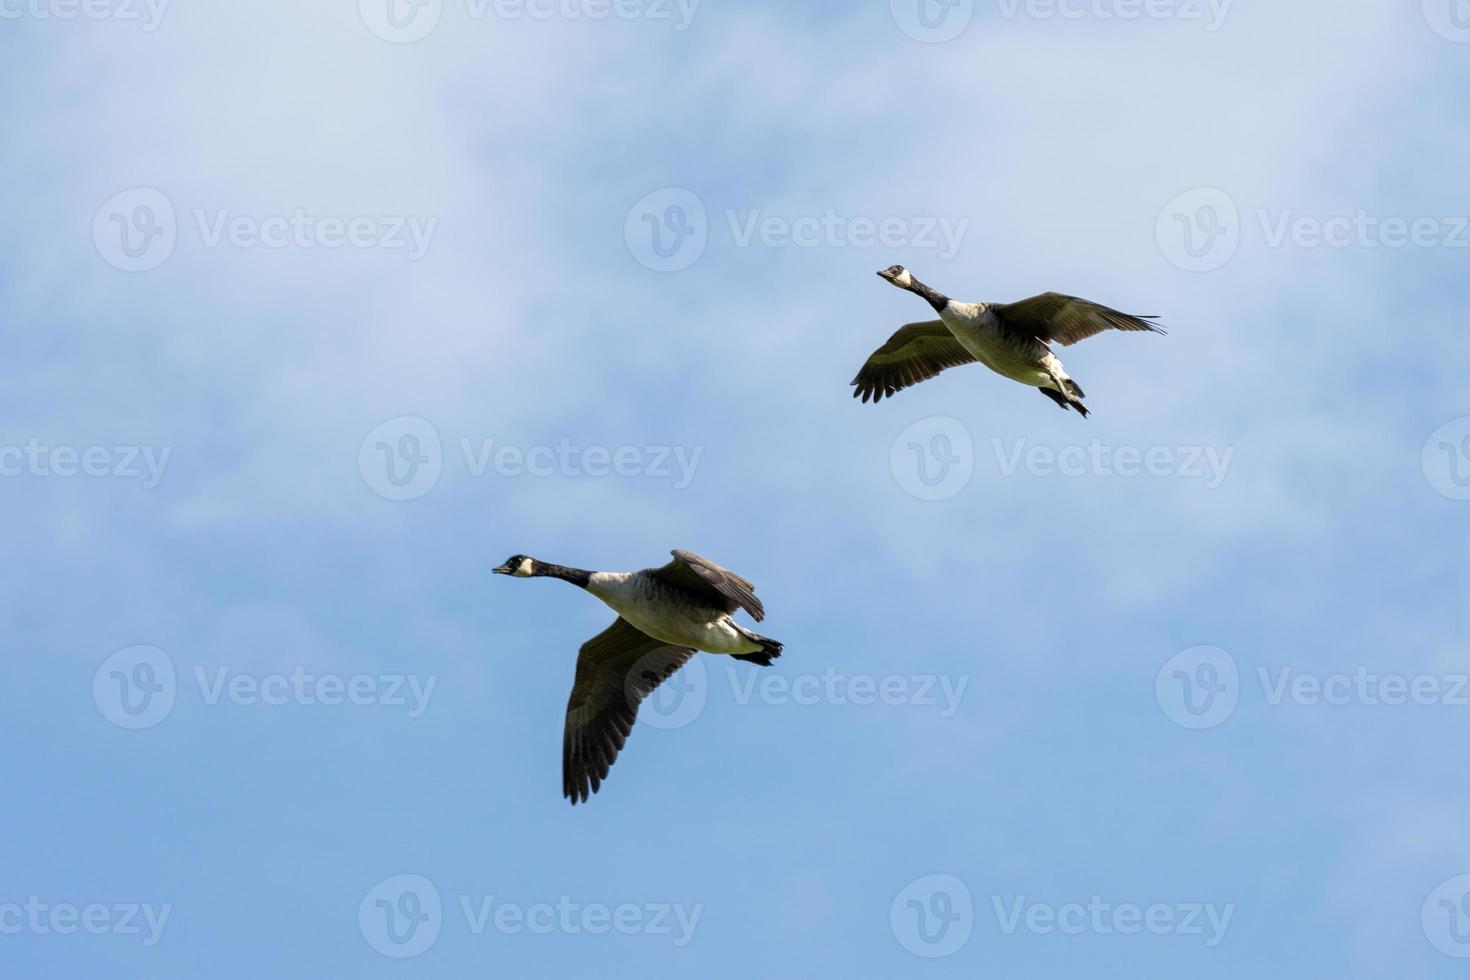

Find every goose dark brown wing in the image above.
[563,617,695,805]
[992,292,1164,347]
[650,549,764,622]
[851,320,978,404]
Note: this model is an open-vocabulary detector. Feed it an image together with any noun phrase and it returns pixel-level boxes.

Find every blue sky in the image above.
[3,0,1470,976]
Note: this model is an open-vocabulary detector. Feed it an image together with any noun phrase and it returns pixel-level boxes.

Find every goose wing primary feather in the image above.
[563,617,695,805]
[651,549,765,622]
[994,292,1164,347]
[850,320,979,403]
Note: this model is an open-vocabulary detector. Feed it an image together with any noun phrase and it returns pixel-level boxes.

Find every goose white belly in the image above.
[587,572,760,655]
[940,307,1056,389]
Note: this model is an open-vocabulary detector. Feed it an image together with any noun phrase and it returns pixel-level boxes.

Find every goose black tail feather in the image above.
[731,633,783,667]
[1040,385,1090,419]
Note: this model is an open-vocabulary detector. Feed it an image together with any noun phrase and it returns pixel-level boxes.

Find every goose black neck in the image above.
[533,563,593,588]
[905,278,950,314]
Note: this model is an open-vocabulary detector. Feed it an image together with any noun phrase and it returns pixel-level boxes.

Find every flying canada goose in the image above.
[493,550,783,805]
[852,266,1165,417]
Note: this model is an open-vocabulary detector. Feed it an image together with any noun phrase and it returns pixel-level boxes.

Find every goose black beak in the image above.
[492,564,512,575]
[876,269,893,281]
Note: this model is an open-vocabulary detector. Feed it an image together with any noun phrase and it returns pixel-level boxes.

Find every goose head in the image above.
[493,555,538,578]
[877,265,916,289]
[877,264,951,313]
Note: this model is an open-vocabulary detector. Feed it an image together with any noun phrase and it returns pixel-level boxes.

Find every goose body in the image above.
[494,550,782,804]
[852,266,1166,417]
[586,571,765,656]
[937,301,1062,389]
